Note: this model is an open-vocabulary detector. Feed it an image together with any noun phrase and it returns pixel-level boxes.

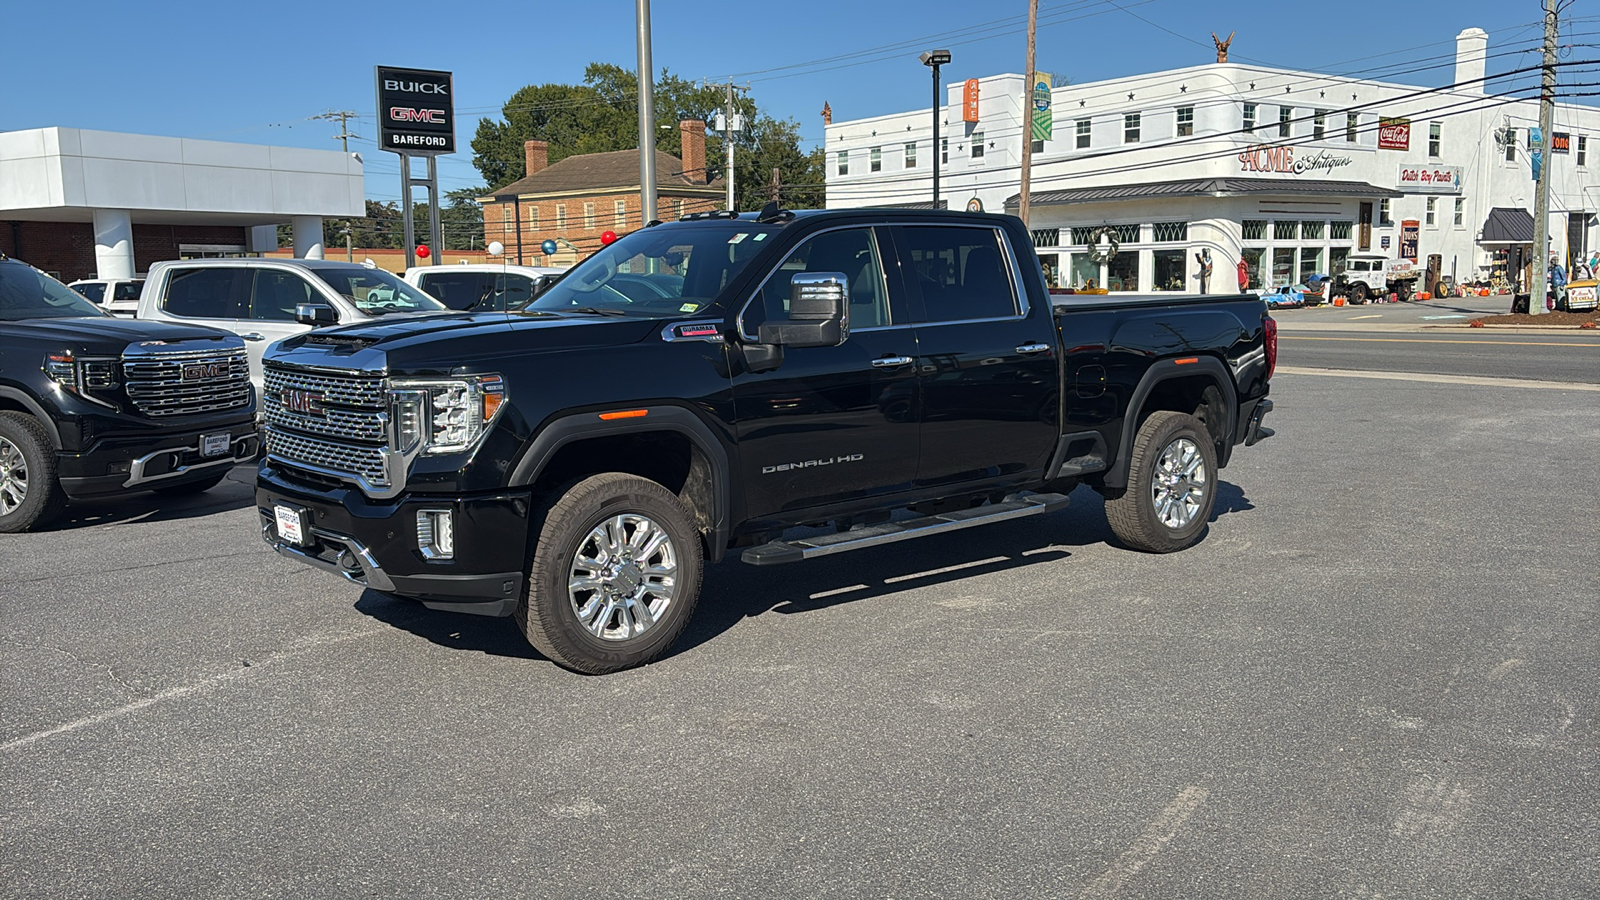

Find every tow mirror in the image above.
[757,272,850,349]
[295,303,339,327]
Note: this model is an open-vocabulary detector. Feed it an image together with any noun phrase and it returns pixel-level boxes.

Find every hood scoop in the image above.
[303,333,379,350]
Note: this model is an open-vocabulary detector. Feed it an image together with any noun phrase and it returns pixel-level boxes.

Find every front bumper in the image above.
[57,421,259,497]
[256,462,531,615]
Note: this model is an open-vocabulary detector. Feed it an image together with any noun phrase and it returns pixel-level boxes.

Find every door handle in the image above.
[1015,342,1051,355]
[871,355,915,369]
[241,333,266,342]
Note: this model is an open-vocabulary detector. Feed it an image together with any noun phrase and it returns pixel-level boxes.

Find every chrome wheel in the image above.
[0,436,27,517]
[1151,437,1207,530]
[567,514,679,642]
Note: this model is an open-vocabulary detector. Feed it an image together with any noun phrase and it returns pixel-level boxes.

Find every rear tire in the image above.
[0,412,67,533]
[516,473,702,674]
[1106,411,1218,553]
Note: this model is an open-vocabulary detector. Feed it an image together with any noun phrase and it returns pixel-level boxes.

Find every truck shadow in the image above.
[45,465,257,531]
[352,481,1254,666]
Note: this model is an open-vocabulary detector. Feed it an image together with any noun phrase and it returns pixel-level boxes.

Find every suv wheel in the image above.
[1105,411,1217,553]
[0,412,67,533]
[516,473,702,674]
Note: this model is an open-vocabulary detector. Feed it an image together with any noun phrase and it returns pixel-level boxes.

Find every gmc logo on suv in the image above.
[389,107,447,124]
[281,389,325,416]
[182,363,226,381]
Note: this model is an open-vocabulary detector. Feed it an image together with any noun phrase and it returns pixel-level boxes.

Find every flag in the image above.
[1031,73,1052,142]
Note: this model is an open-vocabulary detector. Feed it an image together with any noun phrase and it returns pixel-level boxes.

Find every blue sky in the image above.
[4,0,1585,201]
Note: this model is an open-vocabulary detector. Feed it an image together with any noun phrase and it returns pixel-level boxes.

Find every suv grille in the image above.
[262,364,391,490]
[122,347,251,418]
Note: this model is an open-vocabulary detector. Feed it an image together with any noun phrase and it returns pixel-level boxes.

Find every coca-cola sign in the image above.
[1378,117,1410,150]
[1397,164,1463,194]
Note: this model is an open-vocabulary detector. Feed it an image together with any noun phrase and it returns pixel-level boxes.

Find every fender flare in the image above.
[1102,356,1237,490]
[507,405,733,561]
[0,387,62,450]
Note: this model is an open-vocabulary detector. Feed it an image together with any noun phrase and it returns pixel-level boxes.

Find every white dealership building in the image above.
[824,28,1600,295]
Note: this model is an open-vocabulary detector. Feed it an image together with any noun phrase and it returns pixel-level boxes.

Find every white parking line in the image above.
[1078,786,1211,899]
[1275,366,1600,391]
[0,628,384,753]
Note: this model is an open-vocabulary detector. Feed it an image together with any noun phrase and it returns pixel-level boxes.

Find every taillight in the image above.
[1263,315,1278,380]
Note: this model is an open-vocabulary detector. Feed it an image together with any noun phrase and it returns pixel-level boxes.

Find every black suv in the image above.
[0,254,259,532]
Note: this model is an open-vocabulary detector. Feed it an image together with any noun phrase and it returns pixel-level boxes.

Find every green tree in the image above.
[471,64,822,211]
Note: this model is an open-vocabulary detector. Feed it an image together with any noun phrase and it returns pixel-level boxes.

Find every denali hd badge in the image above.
[762,454,864,474]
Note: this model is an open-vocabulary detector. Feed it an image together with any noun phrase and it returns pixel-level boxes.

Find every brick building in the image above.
[481,120,723,267]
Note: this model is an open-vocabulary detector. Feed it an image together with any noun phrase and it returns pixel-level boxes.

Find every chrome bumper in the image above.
[123,433,257,488]
[259,518,397,592]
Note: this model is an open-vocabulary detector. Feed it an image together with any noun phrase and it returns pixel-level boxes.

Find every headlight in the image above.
[388,374,506,455]
[44,352,119,408]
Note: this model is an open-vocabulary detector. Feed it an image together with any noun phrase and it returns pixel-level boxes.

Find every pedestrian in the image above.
[1236,258,1250,292]
[1549,256,1567,310]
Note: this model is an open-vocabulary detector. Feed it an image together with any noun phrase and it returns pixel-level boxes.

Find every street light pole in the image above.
[636,0,658,225]
[920,50,951,209]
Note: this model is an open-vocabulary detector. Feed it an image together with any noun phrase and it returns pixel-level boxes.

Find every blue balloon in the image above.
[541,239,558,255]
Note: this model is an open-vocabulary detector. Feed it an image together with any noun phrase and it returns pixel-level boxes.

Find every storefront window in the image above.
[1330,221,1353,240]
[1274,220,1298,241]
[1108,251,1139,291]
[1070,254,1099,290]
[1272,248,1295,287]
[1241,248,1265,290]
[1302,221,1325,240]
[1037,253,1060,288]
[1299,248,1324,284]
[1330,247,1350,278]
[1242,220,1267,241]
[1152,250,1185,291]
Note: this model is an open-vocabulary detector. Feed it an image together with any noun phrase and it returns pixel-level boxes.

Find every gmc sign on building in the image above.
[375,66,455,155]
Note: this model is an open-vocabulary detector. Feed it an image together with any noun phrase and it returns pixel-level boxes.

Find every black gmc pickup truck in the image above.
[0,254,258,532]
[257,208,1276,673]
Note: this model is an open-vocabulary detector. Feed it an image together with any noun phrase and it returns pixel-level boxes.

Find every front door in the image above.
[891,224,1059,489]
[730,226,920,521]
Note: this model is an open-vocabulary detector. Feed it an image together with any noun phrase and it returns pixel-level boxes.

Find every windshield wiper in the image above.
[563,306,630,317]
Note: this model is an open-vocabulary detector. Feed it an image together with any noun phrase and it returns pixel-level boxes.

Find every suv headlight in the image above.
[388,374,506,455]
[44,352,119,408]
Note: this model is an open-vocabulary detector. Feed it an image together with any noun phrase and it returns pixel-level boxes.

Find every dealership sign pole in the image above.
[376,66,455,269]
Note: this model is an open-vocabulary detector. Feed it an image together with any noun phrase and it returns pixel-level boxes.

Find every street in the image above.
[3,336,1598,898]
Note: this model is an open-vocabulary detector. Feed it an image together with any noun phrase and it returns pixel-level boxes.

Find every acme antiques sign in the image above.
[1238,146,1353,176]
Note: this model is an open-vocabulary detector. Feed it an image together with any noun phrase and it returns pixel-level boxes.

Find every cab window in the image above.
[746,227,890,333]
[162,268,248,318]
[898,226,1020,323]
[74,283,106,304]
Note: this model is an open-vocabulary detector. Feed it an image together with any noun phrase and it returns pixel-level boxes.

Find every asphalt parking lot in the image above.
[3,370,1597,898]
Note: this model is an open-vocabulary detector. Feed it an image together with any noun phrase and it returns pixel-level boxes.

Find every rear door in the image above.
[242,269,317,382]
[892,223,1060,489]
[730,225,921,520]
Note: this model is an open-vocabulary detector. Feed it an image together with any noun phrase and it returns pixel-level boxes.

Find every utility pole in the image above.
[1018,0,1038,227]
[724,82,739,210]
[770,167,781,204]
[1529,0,1559,315]
[636,0,658,225]
[313,110,360,152]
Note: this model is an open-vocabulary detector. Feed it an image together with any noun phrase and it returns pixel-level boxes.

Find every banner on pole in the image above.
[1031,72,1052,142]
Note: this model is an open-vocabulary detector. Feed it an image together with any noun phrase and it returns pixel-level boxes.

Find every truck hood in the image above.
[269,310,666,376]
[9,316,241,355]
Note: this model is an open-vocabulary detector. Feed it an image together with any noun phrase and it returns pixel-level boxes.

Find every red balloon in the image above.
[600,231,618,245]
[416,245,431,259]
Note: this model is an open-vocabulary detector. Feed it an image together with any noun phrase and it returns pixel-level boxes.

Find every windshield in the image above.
[0,263,109,320]
[527,222,780,317]
[310,267,445,316]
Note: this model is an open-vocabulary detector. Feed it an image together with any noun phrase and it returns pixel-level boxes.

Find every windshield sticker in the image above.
[728,233,749,245]
[679,302,700,313]
[753,233,768,241]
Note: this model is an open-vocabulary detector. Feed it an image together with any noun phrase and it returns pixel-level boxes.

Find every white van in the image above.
[137,258,445,394]
[403,263,566,312]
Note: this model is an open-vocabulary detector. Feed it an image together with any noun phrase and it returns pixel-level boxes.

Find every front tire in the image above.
[1106,411,1218,553]
[0,412,67,534]
[516,473,703,674]
[1351,282,1370,304]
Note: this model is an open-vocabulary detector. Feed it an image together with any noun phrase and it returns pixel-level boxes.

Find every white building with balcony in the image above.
[825,28,1600,295]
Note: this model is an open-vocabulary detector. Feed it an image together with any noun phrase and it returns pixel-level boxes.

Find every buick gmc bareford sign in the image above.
[375,66,455,155]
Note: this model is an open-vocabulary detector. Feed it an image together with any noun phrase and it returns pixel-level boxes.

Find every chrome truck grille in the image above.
[262,364,392,492]
[122,347,251,418]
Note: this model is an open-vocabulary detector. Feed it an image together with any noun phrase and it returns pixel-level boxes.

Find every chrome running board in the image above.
[739,491,1071,566]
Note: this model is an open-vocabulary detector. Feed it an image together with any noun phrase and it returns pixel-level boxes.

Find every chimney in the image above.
[524,140,548,177]
[680,120,707,184]
[1455,28,1488,94]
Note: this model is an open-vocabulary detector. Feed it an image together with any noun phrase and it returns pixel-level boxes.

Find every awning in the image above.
[874,199,949,210]
[1005,177,1402,208]
[1478,207,1535,245]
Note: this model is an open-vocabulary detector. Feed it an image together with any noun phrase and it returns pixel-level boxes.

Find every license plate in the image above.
[274,504,309,546]
[201,432,231,458]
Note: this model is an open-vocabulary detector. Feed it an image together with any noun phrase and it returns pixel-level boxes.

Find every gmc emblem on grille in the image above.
[182,363,226,380]
[281,389,326,415]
